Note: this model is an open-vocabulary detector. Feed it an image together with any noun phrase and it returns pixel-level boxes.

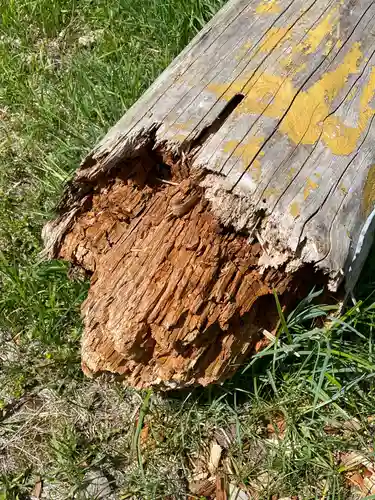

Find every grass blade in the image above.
[273,290,292,344]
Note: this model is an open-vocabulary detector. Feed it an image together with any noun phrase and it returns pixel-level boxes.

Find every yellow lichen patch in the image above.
[280,53,293,70]
[324,39,334,56]
[169,120,194,131]
[281,42,363,146]
[223,139,240,156]
[235,41,252,60]
[303,178,319,200]
[336,39,343,50]
[256,0,281,14]
[208,42,366,156]
[281,56,306,75]
[223,136,265,180]
[299,8,338,55]
[294,62,307,74]
[347,86,358,101]
[340,183,348,196]
[263,187,279,199]
[287,167,297,180]
[259,27,291,53]
[251,160,263,181]
[290,201,301,218]
[362,165,375,217]
[280,10,338,69]
[359,66,375,126]
[170,121,194,143]
[242,72,295,114]
[322,65,375,155]
[172,133,188,143]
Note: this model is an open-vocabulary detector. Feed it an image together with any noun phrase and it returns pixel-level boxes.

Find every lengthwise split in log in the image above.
[44,0,375,388]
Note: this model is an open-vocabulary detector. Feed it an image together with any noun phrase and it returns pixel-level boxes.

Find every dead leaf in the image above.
[343,419,362,432]
[347,472,365,490]
[13,333,21,346]
[347,471,375,498]
[247,471,272,499]
[340,451,374,471]
[364,468,373,478]
[208,440,222,474]
[188,440,223,496]
[84,469,114,500]
[189,448,209,479]
[341,451,375,498]
[324,418,362,435]
[362,475,375,496]
[223,456,234,476]
[266,414,286,439]
[191,470,209,482]
[140,424,149,445]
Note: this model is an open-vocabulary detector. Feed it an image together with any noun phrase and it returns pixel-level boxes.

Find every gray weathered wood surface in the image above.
[45,0,375,293]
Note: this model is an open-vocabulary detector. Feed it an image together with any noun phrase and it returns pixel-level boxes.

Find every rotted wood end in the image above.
[43,0,375,388]
[43,142,325,389]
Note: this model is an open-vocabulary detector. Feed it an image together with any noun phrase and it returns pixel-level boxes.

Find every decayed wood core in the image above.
[44,0,375,388]
[58,145,326,389]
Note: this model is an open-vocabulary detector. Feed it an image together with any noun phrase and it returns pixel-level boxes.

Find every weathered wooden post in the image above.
[44,0,375,388]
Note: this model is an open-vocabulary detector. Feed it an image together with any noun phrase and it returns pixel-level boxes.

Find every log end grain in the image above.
[50,147,326,389]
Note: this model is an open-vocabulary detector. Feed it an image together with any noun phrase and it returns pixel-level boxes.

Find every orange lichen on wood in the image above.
[57,153,321,389]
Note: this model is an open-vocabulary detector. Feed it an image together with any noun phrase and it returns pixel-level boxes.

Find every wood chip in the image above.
[188,477,216,497]
[31,477,42,499]
[216,475,228,500]
[208,440,223,474]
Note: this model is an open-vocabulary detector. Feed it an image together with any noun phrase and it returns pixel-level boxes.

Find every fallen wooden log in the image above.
[43,0,375,389]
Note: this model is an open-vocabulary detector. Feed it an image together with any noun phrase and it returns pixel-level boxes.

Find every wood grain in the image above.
[57,156,317,388]
[43,0,375,387]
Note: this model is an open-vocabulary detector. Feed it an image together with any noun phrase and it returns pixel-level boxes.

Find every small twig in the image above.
[155,177,179,186]
[4,180,22,197]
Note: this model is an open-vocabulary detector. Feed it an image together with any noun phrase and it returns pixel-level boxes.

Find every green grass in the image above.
[0,0,226,397]
[1,0,375,498]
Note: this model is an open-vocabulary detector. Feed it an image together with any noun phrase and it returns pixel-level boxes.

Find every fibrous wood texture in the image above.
[44,0,375,388]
